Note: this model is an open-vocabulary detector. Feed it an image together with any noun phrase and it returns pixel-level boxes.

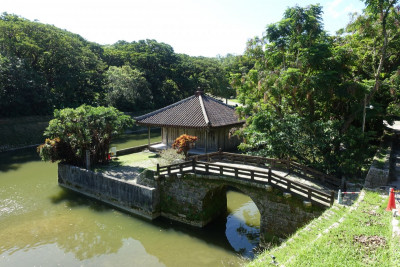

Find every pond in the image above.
[0,134,261,266]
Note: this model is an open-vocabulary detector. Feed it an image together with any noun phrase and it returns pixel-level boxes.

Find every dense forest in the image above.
[1,0,400,176]
[0,13,238,117]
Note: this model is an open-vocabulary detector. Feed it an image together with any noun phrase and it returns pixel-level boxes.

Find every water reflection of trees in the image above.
[0,212,126,261]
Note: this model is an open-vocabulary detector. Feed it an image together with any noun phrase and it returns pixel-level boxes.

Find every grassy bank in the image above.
[0,115,52,151]
[248,190,400,266]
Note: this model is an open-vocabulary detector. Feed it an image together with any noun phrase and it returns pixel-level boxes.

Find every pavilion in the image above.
[135,91,245,154]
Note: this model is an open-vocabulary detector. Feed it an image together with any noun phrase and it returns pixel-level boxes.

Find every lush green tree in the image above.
[0,13,106,116]
[233,4,380,176]
[37,105,133,166]
[105,65,153,111]
[341,0,400,130]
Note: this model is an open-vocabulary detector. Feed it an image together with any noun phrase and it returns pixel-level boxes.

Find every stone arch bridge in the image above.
[156,152,339,244]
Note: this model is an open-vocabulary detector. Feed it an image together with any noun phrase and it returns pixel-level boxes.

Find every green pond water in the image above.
[0,134,261,267]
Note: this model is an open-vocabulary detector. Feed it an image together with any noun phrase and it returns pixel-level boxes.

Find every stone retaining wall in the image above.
[364,136,392,189]
[58,164,160,219]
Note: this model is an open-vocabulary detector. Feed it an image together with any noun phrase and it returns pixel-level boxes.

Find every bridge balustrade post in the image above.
[330,191,335,206]
[192,158,196,172]
[235,168,238,178]
[220,166,223,175]
[180,163,183,173]
[250,170,254,180]
[268,167,272,183]
[308,189,312,201]
[167,166,171,175]
[206,163,209,174]
[157,164,160,175]
[287,181,291,191]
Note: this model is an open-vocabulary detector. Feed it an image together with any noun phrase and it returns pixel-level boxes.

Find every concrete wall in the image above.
[58,164,160,219]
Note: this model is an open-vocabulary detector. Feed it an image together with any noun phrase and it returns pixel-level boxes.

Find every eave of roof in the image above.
[135,92,245,129]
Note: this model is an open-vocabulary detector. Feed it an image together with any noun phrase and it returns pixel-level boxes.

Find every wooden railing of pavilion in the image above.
[156,152,337,207]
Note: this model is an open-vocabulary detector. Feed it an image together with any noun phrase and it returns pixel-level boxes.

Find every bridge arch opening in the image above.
[202,185,262,258]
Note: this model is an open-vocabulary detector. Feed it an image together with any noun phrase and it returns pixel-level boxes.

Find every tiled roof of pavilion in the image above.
[135,91,245,129]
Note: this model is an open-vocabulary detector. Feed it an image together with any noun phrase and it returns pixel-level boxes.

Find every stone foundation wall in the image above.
[159,173,324,244]
[364,137,392,189]
[58,164,160,219]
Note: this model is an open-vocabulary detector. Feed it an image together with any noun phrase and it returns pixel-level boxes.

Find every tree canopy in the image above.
[0,13,235,117]
[233,2,400,176]
[37,105,133,166]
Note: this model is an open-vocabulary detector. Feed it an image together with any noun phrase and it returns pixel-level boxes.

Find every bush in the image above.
[159,148,186,165]
[37,105,133,166]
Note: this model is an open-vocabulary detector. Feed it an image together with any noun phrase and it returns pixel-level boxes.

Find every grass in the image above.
[94,151,159,173]
[248,190,400,267]
[0,115,52,150]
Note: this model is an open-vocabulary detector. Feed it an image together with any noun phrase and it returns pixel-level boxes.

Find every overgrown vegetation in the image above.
[2,1,400,178]
[37,105,133,166]
[159,148,185,165]
[248,190,400,266]
[0,13,237,117]
[233,1,400,177]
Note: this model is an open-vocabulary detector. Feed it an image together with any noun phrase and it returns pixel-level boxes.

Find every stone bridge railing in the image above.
[156,157,335,207]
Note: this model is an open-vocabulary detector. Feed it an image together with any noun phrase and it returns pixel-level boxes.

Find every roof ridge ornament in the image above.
[195,90,204,97]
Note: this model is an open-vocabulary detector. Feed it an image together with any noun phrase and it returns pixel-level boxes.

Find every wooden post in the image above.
[206,163,209,174]
[268,166,272,182]
[157,163,160,175]
[147,126,151,148]
[204,131,208,154]
[192,158,196,172]
[167,166,171,175]
[308,189,312,200]
[235,168,238,178]
[250,170,254,180]
[220,166,223,175]
[330,191,335,206]
[287,181,291,191]
[166,128,169,147]
[179,163,183,173]
[85,150,90,170]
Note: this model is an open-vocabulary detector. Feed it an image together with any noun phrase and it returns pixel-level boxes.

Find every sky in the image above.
[1,0,366,57]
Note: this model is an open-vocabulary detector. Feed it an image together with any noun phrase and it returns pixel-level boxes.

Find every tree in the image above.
[341,0,400,131]
[232,4,378,176]
[105,65,153,111]
[37,105,133,166]
[0,13,106,116]
[172,134,198,159]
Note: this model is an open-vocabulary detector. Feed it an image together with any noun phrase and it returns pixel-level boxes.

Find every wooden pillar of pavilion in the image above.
[147,127,151,148]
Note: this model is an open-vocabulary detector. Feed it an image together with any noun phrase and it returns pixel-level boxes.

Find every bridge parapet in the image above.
[157,156,335,207]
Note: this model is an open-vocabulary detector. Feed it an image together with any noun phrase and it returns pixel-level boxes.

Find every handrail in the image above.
[157,158,335,207]
[190,151,341,188]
